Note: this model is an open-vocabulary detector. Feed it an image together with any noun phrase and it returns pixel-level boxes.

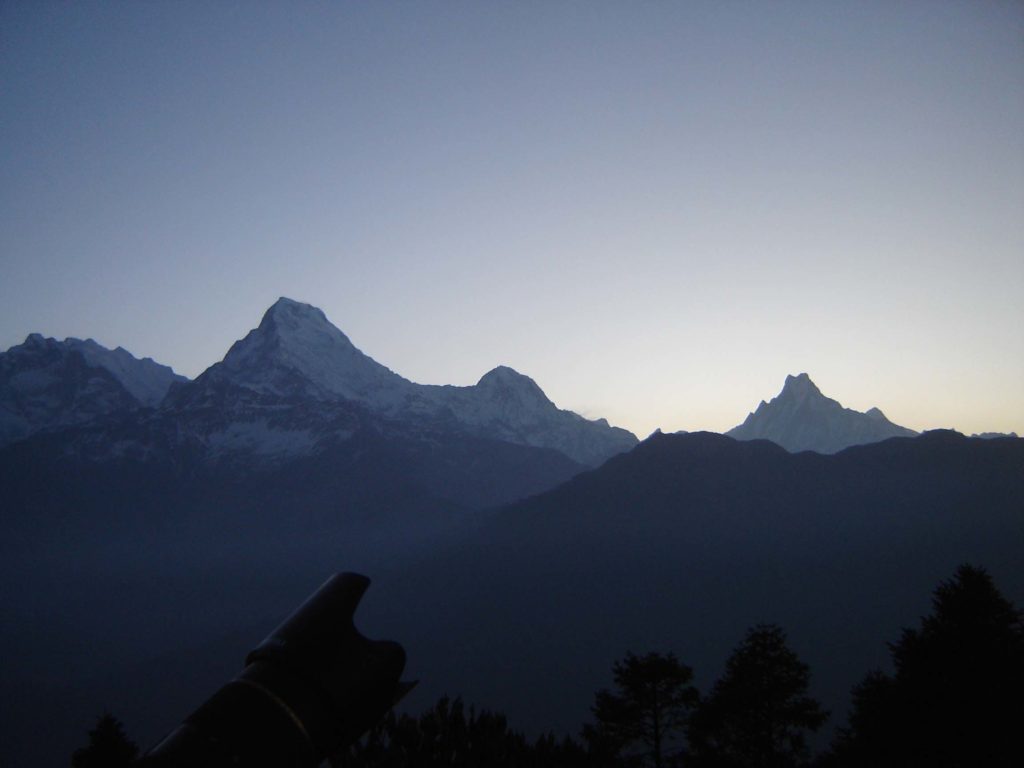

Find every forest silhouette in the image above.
[76,565,1023,767]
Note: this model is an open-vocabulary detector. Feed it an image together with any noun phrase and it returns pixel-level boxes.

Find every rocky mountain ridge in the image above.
[1,298,637,466]
[0,333,185,447]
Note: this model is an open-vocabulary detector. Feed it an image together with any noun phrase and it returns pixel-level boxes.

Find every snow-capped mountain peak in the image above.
[262,297,346,342]
[778,372,823,403]
[214,297,408,401]
[727,373,917,454]
[0,333,186,447]
[240,297,360,360]
[4,333,185,406]
[476,365,553,407]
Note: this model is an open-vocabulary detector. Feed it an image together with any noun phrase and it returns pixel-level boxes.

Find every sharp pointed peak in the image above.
[778,372,825,399]
[783,372,818,388]
[208,297,403,401]
[251,298,354,346]
[270,296,315,310]
[729,371,917,452]
[263,297,331,323]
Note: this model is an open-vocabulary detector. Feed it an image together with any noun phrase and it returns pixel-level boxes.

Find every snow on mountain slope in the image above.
[4,299,634,464]
[178,298,636,465]
[67,337,186,405]
[727,373,917,454]
[414,366,636,466]
[0,334,186,447]
[212,297,411,404]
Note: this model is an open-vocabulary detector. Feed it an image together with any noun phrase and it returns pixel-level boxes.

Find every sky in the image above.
[2,1,1022,438]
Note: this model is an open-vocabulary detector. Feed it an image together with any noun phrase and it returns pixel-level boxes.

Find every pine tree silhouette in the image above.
[830,564,1024,767]
[584,651,699,768]
[333,695,587,767]
[688,624,827,768]
[71,713,138,768]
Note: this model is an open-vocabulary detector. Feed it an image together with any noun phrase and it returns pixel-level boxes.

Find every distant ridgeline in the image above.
[3,299,1009,463]
[2,299,1022,767]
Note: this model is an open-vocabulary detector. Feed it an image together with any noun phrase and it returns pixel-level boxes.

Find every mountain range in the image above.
[2,299,1022,766]
[1,298,635,468]
[0,297,976,464]
[168,297,636,466]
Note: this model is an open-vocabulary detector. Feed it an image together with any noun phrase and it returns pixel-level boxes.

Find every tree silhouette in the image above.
[829,564,1024,767]
[687,624,826,768]
[333,694,588,767]
[71,713,138,768]
[584,651,699,768]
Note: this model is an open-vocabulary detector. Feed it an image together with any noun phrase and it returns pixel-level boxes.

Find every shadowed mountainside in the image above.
[2,430,1021,765]
[361,431,1024,744]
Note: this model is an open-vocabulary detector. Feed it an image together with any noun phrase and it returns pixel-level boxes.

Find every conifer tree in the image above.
[688,624,826,768]
[71,713,138,768]
[830,565,1024,767]
[584,651,699,768]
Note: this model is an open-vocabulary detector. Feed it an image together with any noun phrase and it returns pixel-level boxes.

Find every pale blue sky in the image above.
[2,1,1022,437]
